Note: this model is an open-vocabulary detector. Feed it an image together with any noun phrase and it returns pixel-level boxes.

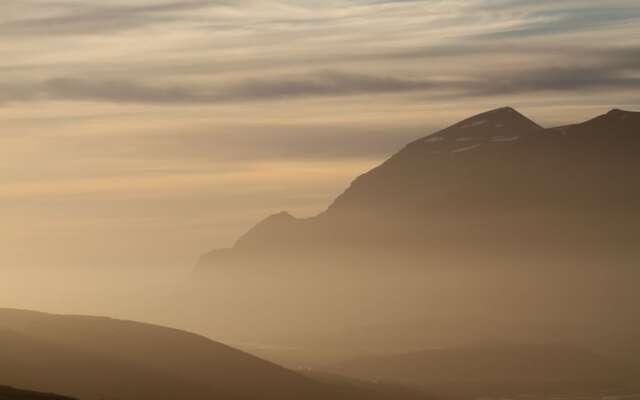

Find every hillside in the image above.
[0,308,426,400]
[0,386,74,400]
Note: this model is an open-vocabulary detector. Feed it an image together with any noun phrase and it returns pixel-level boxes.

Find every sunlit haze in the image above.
[2,0,639,269]
[1,2,639,400]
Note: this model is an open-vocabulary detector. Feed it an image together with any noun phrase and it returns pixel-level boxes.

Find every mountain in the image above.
[0,386,74,400]
[330,342,640,397]
[198,107,640,267]
[0,308,428,400]
[190,107,640,361]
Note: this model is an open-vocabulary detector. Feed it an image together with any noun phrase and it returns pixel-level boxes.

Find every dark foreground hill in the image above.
[0,308,428,400]
[0,386,74,400]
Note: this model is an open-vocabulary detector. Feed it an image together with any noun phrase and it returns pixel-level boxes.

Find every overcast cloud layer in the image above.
[1,0,639,269]
[2,0,640,105]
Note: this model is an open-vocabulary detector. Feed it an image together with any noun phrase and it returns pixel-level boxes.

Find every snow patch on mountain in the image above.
[453,144,482,153]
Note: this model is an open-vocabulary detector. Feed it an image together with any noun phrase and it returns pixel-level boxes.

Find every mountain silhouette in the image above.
[0,308,428,400]
[199,107,640,268]
[191,107,640,362]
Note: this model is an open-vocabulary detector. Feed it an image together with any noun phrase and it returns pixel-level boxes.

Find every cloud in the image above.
[469,66,640,97]
[0,72,439,104]
[4,0,637,39]
[0,1,228,35]
[475,3,640,39]
[1,0,639,107]
[2,44,639,106]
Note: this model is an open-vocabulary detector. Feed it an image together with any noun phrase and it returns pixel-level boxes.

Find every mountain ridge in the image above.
[198,106,640,266]
[182,106,640,366]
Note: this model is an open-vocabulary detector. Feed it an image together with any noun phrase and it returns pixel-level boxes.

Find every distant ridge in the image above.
[330,342,638,397]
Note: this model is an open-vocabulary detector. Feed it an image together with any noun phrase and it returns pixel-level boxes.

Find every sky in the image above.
[1,0,639,270]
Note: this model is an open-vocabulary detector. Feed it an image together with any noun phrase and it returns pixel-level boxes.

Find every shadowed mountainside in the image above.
[199,107,640,266]
[189,107,640,363]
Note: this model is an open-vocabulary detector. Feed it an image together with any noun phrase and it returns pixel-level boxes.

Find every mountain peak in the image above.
[570,108,640,133]
[449,106,540,130]
[605,108,637,119]
[411,106,542,150]
[481,106,517,115]
[233,211,298,250]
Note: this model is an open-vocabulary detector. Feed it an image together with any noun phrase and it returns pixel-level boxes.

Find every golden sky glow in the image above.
[1,0,639,268]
